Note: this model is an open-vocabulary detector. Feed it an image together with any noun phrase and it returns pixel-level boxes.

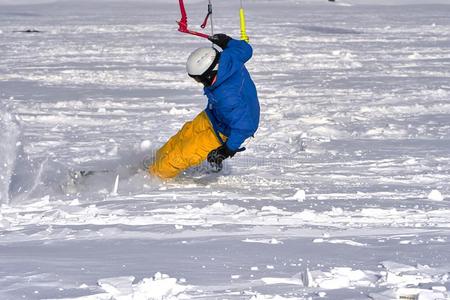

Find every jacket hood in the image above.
[204,50,241,92]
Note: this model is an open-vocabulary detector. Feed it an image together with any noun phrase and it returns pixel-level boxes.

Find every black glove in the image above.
[208,34,232,50]
[207,144,236,172]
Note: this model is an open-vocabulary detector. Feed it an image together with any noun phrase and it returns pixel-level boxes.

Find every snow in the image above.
[0,110,20,205]
[1,0,450,299]
[428,190,445,201]
[95,273,189,300]
[286,189,306,202]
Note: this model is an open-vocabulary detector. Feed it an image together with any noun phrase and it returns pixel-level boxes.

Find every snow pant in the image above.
[149,111,225,179]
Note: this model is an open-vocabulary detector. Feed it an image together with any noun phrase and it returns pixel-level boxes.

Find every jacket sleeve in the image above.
[224,39,253,64]
[217,39,255,151]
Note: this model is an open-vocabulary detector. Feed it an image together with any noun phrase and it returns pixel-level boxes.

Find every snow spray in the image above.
[0,110,20,205]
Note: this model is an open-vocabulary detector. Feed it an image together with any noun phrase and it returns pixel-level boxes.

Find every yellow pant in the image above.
[149,111,223,179]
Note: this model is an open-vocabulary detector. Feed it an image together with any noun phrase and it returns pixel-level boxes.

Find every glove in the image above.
[208,34,232,50]
[207,144,236,172]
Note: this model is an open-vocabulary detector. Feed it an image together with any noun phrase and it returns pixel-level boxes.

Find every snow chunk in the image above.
[251,294,298,300]
[408,52,423,59]
[167,107,191,115]
[370,287,449,300]
[287,189,306,202]
[428,190,444,201]
[309,125,350,139]
[307,267,377,289]
[69,199,81,206]
[0,213,11,229]
[140,140,152,151]
[379,261,445,288]
[260,277,303,286]
[0,110,20,205]
[312,238,367,247]
[242,238,283,245]
[97,272,189,300]
[98,276,135,297]
[317,276,351,289]
[381,261,417,273]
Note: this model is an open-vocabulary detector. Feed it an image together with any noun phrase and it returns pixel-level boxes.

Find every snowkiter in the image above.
[149,33,260,179]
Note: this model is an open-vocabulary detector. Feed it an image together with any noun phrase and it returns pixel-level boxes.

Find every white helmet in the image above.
[186,47,220,86]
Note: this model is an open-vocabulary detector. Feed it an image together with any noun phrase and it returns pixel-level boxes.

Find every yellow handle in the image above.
[239,8,249,43]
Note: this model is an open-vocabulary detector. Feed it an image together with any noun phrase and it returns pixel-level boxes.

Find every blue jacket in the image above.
[204,39,260,151]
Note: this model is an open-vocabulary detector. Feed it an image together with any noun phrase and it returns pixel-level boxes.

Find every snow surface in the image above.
[1,0,450,299]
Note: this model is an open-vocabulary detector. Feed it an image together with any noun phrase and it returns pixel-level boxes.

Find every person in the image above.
[149,33,260,179]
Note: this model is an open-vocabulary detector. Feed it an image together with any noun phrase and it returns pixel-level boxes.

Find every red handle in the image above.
[177,22,210,39]
[177,0,210,39]
[200,12,211,29]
